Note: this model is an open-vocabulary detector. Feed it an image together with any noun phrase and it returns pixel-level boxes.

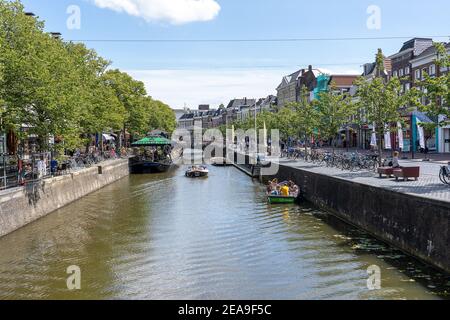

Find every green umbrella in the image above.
[132,136,173,147]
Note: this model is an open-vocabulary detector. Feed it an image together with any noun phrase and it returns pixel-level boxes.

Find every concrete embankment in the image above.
[0,159,129,238]
[264,162,450,274]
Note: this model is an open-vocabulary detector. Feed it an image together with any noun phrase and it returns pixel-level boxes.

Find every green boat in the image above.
[267,195,297,204]
[267,181,300,204]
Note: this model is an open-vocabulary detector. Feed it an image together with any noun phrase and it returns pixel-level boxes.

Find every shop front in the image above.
[439,125,450,153]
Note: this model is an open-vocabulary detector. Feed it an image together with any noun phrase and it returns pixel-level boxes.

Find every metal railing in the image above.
[0,150,129,191]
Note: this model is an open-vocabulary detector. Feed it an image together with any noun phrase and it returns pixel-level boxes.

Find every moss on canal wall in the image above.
[0,159,129,238]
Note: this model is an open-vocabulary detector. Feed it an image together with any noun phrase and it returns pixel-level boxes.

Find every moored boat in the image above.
[267,195,297,204]
[185,166,209,178]
[210,157,232,167]
[129,135,175,174]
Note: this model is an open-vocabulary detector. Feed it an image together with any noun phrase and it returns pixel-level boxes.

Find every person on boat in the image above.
[273,186,281,195]
[270,188,279,195]
[268,179,278,193]
[288,181,299,197]
[280,184,290,197]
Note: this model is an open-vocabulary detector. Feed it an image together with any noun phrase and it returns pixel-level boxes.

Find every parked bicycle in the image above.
[439,163,450,185]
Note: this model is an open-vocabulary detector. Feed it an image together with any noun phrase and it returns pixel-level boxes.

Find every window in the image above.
[429,64,436,76]
[405,66,410,75]
[393,70,398,77]
[422,68,428,79]
[415,69,421,80]
[405,83,411,92]
[399,69,404,77]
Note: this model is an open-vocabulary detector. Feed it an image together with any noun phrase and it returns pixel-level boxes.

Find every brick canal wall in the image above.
[264,163,450,273]
[0,159,129,238]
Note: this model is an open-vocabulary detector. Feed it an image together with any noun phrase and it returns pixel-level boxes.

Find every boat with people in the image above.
[266,179,300,204]
[129,134,175,174]
[185,166,209,178]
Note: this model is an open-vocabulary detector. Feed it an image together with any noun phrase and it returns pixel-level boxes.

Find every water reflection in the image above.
[0,166,448,300]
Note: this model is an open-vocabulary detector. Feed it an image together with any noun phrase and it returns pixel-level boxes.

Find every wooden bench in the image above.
[377,167,394,178]
[393,167,420,182]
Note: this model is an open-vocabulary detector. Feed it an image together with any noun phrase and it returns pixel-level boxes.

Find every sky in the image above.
[21,0,450,109]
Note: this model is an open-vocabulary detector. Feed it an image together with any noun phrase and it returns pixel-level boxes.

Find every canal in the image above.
[0,165,448,300]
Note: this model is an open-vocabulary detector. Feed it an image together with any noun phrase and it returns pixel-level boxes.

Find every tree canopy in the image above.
[354,49,416,161]
[0,0,175,154]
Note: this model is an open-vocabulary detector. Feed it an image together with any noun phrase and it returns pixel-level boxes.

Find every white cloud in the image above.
[127,66,361,109]
[92,0,221,24]
[127,69,284,108]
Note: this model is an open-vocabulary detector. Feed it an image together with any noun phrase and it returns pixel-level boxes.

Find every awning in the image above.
[102,134,116,141]
[413,111,434,123]
[132,136,174,147]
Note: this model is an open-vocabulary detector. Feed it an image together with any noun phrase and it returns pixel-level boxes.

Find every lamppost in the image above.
[254,99,257,157]
[411,113,415,160]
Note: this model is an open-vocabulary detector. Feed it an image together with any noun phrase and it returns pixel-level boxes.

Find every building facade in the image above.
[410,43,450,153]
[389,38,434,153]
[276,66,319,108]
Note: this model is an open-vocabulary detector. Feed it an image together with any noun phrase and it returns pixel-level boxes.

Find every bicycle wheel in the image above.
[440,169,450,185]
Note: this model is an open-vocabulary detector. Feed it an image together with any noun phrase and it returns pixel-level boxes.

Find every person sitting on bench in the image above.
[392,151,401,169]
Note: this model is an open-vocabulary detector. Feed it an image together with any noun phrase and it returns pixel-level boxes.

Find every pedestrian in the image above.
[392,151,401,169]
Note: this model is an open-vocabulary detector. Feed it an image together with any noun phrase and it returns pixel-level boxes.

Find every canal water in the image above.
[0,165,448,300]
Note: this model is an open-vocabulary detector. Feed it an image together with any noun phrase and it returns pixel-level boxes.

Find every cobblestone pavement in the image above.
[271,157,450,203]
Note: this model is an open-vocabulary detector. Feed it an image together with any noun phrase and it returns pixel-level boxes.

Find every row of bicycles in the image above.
[58,150,123,173]
[284,148,380,172]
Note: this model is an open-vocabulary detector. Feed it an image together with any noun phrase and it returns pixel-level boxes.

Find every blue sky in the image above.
[22,0,450,108]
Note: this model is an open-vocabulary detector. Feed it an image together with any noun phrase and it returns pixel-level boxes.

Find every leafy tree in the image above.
[0,1,175,157]
[102,70,148,141]
[146,98,177,134]
[314,85,357,152]
[355,49,416,164]
[274,107,298,140]
[289,87,319,155]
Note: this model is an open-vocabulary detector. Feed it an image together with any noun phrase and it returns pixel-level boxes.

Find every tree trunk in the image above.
[304,133,308,160]
[377,132,383,167]
[331,137,335,155]
[122,124,126,149]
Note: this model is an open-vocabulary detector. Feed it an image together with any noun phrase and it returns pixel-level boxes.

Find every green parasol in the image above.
[132,136,174,147]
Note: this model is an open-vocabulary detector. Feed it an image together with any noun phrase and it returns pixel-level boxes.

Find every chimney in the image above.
[308,65,313,72]
[50,32,62,39]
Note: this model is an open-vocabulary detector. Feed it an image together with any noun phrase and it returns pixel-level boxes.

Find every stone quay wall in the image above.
[0,159,129,238]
